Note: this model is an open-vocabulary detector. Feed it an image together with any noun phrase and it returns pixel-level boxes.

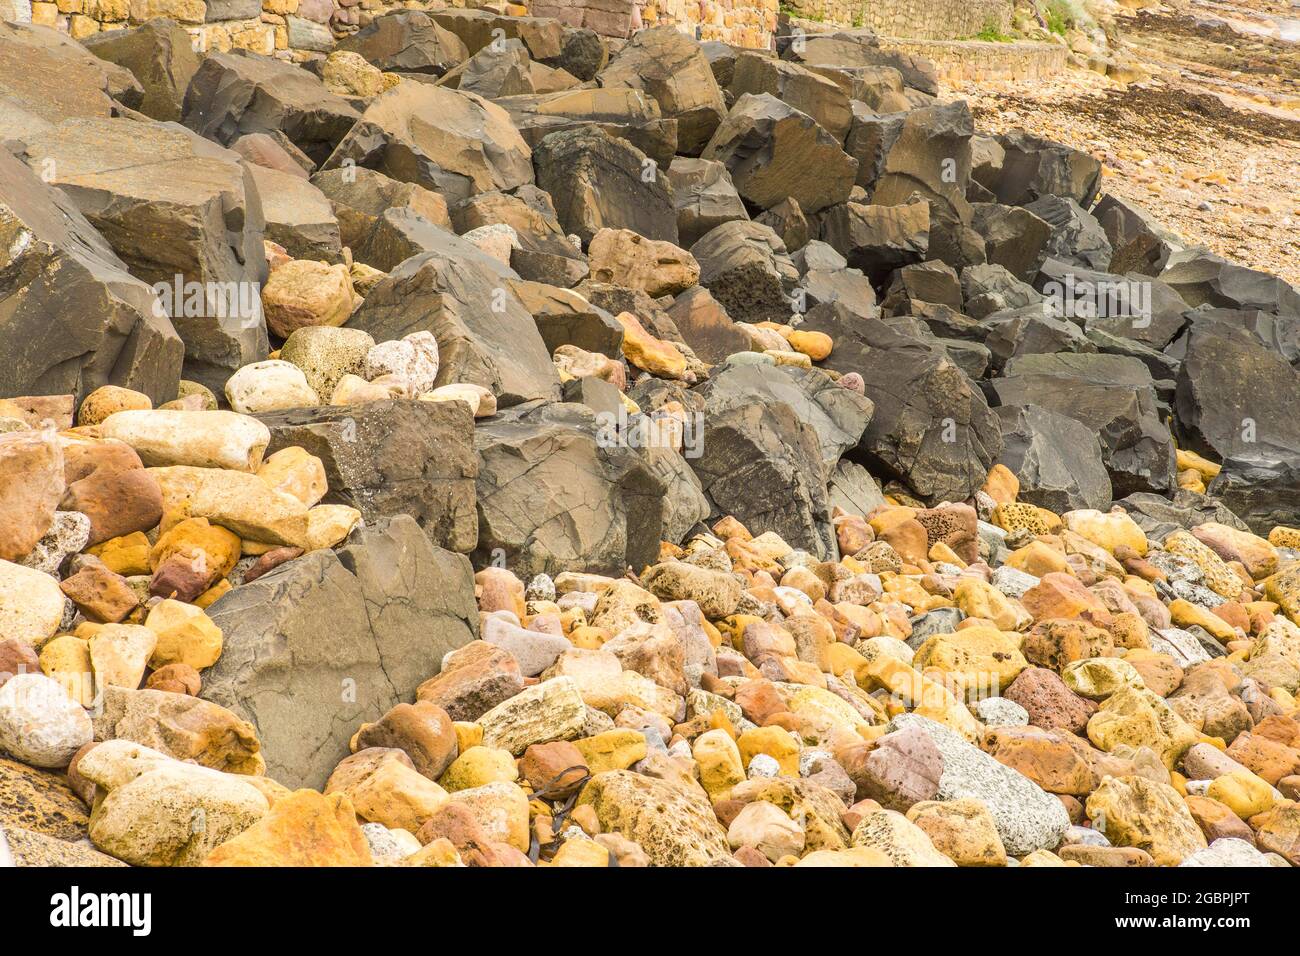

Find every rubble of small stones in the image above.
[0,11,1298,869]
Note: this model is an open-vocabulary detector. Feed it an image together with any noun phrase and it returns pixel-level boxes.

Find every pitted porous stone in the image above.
[887,714,1070,855]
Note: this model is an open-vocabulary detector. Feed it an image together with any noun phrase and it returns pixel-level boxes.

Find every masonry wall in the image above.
[781,0,1012,39]
[2,0,1008,59]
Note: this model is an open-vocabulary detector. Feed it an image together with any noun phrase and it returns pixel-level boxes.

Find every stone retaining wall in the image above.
[780,0,1012,40]
[2,0,778,56]
[878,37,1067,83]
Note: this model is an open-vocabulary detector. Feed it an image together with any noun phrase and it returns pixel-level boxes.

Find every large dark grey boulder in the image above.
[596,24,727,155]
[1174,316,1300,465]
[691,362,872,558]
[992,352,1176,496]
[995,403,1112,513]
[701,92,857,215]
[991,130,1102,208]
[472,401,667,577]
[260,400,478,554]
[182,51,361,165]
[534,125,678,245]
[691,220,798,324]
[321,83,533,204]
[12,118,263,395]
[666,157,749,249]
[799,302,1003,502]
[496,88,677,167]
[1208,459,1300,537]
[1160,249,1300,316]
[0,21,139,140]
[871,101,983,272]
[83,19,201,123]
[203,515,478,789]
[336,11,469,76]
[0,148,183,405]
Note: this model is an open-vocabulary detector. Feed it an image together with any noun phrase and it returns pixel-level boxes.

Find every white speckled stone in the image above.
[1179,838,1278,868]
[888,713,1070,856]
[974,696,1029,727]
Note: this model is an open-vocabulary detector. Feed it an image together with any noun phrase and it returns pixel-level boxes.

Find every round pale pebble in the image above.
[747,753,781,779]
[365,331,440,395]
[0,560,67,646]
[330,373,404,405]
[973,697,1029,727]
[176,380,218,411]
[0,673,93,768]
[224,360,320,415]
[420,383,496,417]
[461,223,520,266]
[837,372,864,393]
[78,386,151,427]
[279,325,376,402]
[724,351,776,366]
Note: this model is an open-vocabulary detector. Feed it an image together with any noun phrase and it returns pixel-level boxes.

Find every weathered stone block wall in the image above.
[880,37,1066,82]
[530,0,777,48]
[8,0,458,56]
[782,0,1012,40]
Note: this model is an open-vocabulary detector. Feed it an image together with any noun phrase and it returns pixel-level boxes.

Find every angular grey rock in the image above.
[83,19,200,123]
[702,92,857,214]
[870,101,983,272]
[496,87,677,167]
[819,198,930,284]
[596,24,727,155]
[322,83,533,205]
[473,401,666,577]
[982,305,1096,374]
[0,21,138,140]
[1093,194,1182,277]
[0,147,183,405]
[246,164,342,264]
[203,515,478,789]
[992,129,1103,208]
[666,157,749,249]
[1161,249,1300,315]
[665,285,750,365]
[995,403,1113,512]
[992,352,1175,496]
[439,37,534,98]
[844,104,905,192]
[727,52,851,143]
[510,280,623,357]
[312,166,451,256]
[1208,459,1300,537]
[261,399,478,554]
[346,246,560,408]
[972,203,1052,281]
[336,11,469,76]
[533,125,677,245]
[691,362,873,558]
[1024,195,1112,272]
[182,51,361,165]
[1175,316,1300,465]
[14,118,267,394]
[453,187,587,287]
[800,302,1003,502]
[690,220,798,324]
